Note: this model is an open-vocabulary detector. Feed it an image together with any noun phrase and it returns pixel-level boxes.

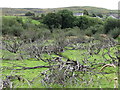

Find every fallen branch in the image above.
[14,66,51,70]
[14,65,59,70]
[99,64,116,71]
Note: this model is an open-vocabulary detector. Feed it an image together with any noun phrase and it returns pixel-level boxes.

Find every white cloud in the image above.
[0,0,119,10]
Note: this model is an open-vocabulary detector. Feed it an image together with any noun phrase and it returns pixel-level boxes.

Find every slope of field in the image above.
[2,6,118,16]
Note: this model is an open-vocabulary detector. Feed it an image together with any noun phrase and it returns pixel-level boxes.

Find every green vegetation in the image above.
[1,8,119,88]
[2,8,119,38]
[42,12,61,31]
[104,17,120,34]
[83,9,89,16]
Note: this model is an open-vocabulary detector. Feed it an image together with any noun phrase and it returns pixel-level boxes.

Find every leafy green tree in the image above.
[57,10,75,29]
[76,15,103,30]
[41,13,45,18]
[76,16,90,29]
[97,13,103,18]
[89,17,103,26]
[83,10,89,16]
[104,17,120,34]
[43,13,61,32]
[16,17,23,23]
[91,13,96,17]
[25,12,35,16]
[2,17,23,36]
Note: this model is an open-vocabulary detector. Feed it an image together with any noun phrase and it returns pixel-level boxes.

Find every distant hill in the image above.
[2,6,118,16]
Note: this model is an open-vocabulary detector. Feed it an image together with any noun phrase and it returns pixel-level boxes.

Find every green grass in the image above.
[2,58,48,88]
[3,16,17,18]
[22,17,40,25]
[3,16,40,25]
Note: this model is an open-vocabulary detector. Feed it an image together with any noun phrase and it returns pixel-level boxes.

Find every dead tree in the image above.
[2,75,31,88]
[2,37,23,53]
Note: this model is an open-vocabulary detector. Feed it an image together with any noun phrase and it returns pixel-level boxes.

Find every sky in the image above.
[0,0,120,10]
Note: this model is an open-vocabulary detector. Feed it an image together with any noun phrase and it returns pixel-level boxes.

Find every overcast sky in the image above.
[0,0,120,10]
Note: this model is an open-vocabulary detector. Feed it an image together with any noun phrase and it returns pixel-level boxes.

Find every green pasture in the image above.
[2,16,40,25]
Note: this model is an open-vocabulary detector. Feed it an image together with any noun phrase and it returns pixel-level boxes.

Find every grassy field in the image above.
[1,42,118,88]
[3,16,40,25]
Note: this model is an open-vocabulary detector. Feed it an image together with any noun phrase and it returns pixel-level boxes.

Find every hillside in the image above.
[2,6,118,16]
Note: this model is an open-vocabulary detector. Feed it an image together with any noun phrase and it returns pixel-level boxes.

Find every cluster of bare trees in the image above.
[1,34,119,88]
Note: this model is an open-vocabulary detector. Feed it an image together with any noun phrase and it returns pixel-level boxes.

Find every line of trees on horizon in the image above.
[2,9,120,39]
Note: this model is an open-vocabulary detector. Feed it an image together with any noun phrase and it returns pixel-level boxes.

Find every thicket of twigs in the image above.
[1,34,119,88]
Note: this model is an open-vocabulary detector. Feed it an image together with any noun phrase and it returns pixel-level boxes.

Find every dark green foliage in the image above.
[2,9,120,39]
[91,13,96,17]
[43,10,75,30]
[104,18,120,34]
[2,17,23,36]
[25,12,35,16]
[75,16,103,30]
[41,13,45,18]
[83,10,89,16]
[97,13,103,18]
[57,10,75,29]
[16,17,23,23]
[76,16,90,29]
[89,17,103,26]
[43,13,61,32]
